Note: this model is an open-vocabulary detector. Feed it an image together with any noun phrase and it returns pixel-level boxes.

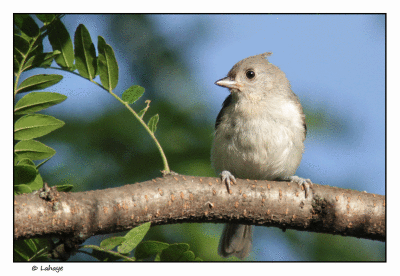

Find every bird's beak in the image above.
[215,77,240,90]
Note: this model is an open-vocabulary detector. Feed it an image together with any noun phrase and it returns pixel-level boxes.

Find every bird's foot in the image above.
[221,170,236,193]
[289,176,313,198]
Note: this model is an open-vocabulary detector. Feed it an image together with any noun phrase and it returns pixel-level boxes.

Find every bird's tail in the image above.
[218,224,253,260]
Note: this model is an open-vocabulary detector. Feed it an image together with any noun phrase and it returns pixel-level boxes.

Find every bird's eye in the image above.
[245,70,255,79]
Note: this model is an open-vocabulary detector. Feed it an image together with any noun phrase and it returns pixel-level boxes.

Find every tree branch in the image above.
[14,175,385,242]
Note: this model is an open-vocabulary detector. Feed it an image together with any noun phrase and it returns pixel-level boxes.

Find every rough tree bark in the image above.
[14,174,385,243]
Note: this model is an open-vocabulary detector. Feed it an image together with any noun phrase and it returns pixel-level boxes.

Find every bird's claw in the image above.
[289,176,313,198]
[221,170,236,193]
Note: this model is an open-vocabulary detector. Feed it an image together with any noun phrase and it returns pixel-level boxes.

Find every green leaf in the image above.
[26,50,61,70]
[23,50,61,71]
[36,156,52,169]
[14,92,67,114]
[137,100,151,118]
[178,250,196,261]
[14,34,30,60]
[28,173,44,192]
[90,246,127,261]
[97,36,119,90]
[14,164,37,185]
[159,243,190,262]
[14,239,36,261]
[17,74,63,94]
[14,140,56,160]
[121,85,145,104]
[36,14,56,23]
[14,240,34,261]
[55,184,74,192]
[14,239,50,262]
[74,24,97,80]
[148,114,159,133]
[118,222,151,254]
[134,241,169,260]
[14,114,65,140]
[14,184,32,195]
[137,109,146,118]
[15,159,44,190]
[14,56,21,74]
[100,237,126,251]
[14,33,43,73]
[14,14,39,38]
[48,19,74,69]
[17,158,35,166]
[28,39,43,59]
[14,152,21,165]
[97,36,106,54]
[18,39,44,73]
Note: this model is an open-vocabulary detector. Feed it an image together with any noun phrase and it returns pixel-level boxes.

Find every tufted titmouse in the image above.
[211,52,312,259]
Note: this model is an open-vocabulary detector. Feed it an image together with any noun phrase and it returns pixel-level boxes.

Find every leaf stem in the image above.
[108,89,170,173]
[47,66,170,173]
[79,245,136,261]
[28,245,50,261]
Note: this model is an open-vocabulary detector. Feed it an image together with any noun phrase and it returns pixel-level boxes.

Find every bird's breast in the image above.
[211,103,304,180]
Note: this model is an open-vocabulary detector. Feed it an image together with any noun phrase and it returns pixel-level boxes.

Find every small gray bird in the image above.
[211,52,312,259]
